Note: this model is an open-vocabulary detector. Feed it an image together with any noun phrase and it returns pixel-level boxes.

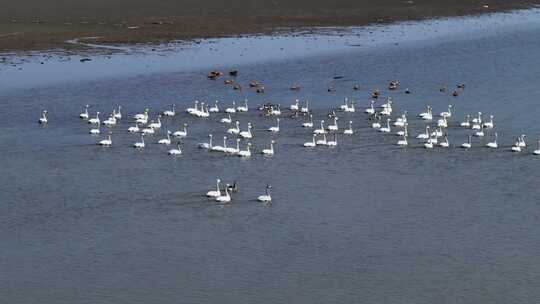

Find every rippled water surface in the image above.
[2,9,540,304]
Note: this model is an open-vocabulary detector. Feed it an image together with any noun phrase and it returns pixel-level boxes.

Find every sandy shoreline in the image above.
[0,0,538,52]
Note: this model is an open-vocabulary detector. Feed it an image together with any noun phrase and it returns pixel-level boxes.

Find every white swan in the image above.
[215,184,231,203]
[314,120,327,134]
[517,134,527,147]
[88,111,100,124]
[302,114,314,128]
[344,101,355,113]
[339,98,349,111]
[206,179,221,197]
[396,124,408,137]
[365,100,375,114]
[343,121,353,135]
[142,126,155,135]
[220,114,232,124]
[397,134,408,146]
[316,134,327,146]
[301,100,310,113]
[270,105,282,116]
[198,104,210,118]
[224,138,240,154]
[148,115,162,129]
[380,100,393,116]
[236,99,248,112]
[198,134,213,149]
[186,100,199,114]
[431,126,443,138]
[113,106,122,120]
[418,105,431,118]
[439,135,449,148]
[173,123,188,138]
[168,143,182,155]
[424,140,434,149]
[158,131,171,145]
[225,101,236,114]
[290,99,300,111]
[257,185,272,202]
[533,141,540,155]
[38,110,48,124]
[511,140,522,152]
[239,123,253,139]
[261,140,275,155]
[227,121,241,135]
[371,115,381,129]
[304,134,316,147]
[461,135,472,149]
[128,123,140,133]
[440,104,453,118]
[268,118,280,133]
[483,115,494,129]
[379,119,391,133]
[189,102,204,117]
[210,136,226,152]
[102,114,117,126]
[98,134,112,146]
[326,133,338,146]
[89,125,100,134]
[419,106,432,120]
[327,117,339,131]
[460,114,471,128]
[486,132,498,148]
[394,112,407,127]
[208,100,219,113]
[135,109,148,125]
[133,134,145,148]
[163,104,176,117]
[472,112,483,124]
[79,105,89,119]
[134,108,149,120]
[238,142,252,157]
[437,116,448,128]
[474,124,485,137]
[416,126,430,139]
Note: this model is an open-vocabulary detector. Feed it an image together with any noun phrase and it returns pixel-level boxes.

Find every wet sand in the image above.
[0,0,538,52]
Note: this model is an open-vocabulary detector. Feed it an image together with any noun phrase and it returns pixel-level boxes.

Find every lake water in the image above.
[2,9,540,304]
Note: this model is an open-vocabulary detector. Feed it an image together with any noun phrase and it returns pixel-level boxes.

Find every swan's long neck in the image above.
[223,137,227,148]
[270,142,274,152]
[209,135,213,147]
[216,180,220,192]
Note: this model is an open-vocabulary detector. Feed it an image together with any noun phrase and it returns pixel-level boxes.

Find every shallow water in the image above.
[2,9,540,304]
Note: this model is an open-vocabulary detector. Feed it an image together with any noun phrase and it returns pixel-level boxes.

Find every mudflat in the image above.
[0,0,537,51]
